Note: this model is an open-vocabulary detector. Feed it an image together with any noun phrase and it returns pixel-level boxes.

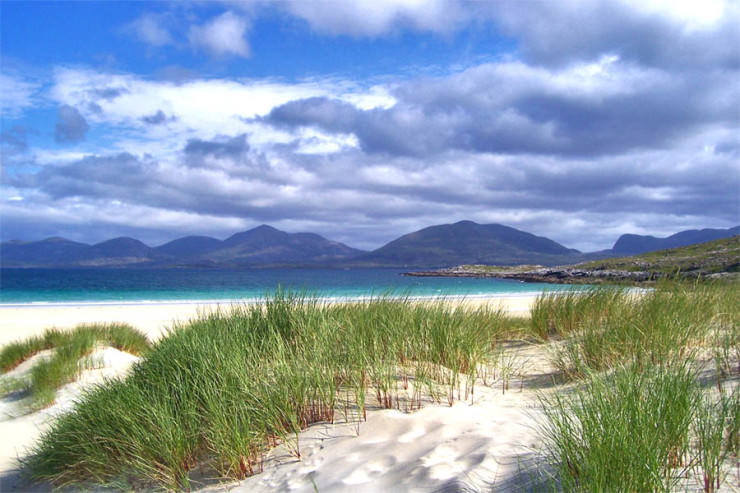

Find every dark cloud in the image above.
[90,87,128,101]
[489,2,740,70]
[141,110,176,125]
[21,153,152,199]
[184,134,250,160]
[715,138,740,157]
[0,126,28,153]
[266,62,736,158]
[54,105,89,143]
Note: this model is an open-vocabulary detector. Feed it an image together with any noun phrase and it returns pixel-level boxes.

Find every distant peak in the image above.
[453,220,478,226]
[252,224,277,231]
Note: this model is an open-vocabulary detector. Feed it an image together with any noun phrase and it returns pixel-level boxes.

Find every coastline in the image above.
[0,294,538,346]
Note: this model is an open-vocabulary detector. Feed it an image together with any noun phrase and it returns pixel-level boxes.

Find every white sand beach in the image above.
[0,295,537,346]
[0,296,541,492]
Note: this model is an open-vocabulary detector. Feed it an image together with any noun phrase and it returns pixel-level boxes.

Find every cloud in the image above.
[7,121,738,251]
[124,13,173,46]
[54,105,89,143]
[489,0,739,69]
[6,2,738,250]
[0,126,28,154]
[266,58,737,158]
[184,134,250,160]
[276,0,469,37]
[189,11,250,57]
[140,109,176,125]
[0,73,38,118]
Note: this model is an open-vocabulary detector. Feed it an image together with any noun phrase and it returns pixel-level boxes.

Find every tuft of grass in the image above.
[530,287,627,340]
[0,323,149,410]
[0,336,49,373]
[692,389,739,493]
[544,281,737,378]
[22,292,512,490]
[539,362,701,492]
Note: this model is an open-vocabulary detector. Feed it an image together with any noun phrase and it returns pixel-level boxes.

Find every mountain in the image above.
[205,225,364,266]
[0,226,364,268]
[351,220,582,267]
[612,226,740,255]
[4,222,736,269]
[0,237,91,266]
[416,236,739,284]
[154,236,223,257]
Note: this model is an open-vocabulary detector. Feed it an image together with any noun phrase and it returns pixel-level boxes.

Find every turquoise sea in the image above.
[0,268,571,305]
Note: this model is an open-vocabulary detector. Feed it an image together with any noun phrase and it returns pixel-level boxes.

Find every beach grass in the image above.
[540,362,740,493]
[12,282,740,490]
[21,292,511,490]
[537,280,739,492]
[540,362,701,491]
[0,323,149,409]
[541,281,739,378]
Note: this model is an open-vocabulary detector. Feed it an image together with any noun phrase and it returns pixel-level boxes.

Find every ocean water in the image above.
[0,268,573,305]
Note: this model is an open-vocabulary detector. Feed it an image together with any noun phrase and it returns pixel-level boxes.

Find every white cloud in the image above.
[49,66,395,156]
[189,11,250,57]
[276,0,468,36]
[125,13,173,46]
[0,73,38,118]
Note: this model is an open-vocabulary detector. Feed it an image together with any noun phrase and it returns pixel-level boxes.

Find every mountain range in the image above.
[1,222,737,269]
[612,226,740,255]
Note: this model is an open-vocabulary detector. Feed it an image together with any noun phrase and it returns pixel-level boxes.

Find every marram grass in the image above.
[539,281,739,378]
[22,292,510,490]
[0,323,149,409]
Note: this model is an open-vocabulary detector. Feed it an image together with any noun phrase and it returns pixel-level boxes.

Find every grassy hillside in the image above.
[576,235,739,275]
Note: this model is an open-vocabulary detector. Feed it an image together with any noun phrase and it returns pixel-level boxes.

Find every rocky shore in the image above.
[404,265,736,284]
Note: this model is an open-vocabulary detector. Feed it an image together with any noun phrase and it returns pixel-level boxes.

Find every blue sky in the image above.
[1,0,738,251]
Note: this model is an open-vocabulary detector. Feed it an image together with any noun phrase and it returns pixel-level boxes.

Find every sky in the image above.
[1,0,738,252]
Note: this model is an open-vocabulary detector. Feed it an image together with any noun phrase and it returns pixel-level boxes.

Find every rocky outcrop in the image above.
[405,266,658,284]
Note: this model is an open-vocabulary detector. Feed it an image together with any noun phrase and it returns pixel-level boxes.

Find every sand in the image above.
[0,295,536,345]
[0,347,141,491]
[231,342,554,493]
[0,295,542,492]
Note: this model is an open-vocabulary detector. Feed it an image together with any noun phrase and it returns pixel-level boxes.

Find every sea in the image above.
[0,268,573,305]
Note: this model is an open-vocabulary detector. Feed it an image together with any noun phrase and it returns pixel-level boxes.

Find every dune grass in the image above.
[540,362,740,492]
[535,281,739,378]
[15,282,739,490]
[22,292,512,490]
[537,280,739,492]
[0,323,149,409]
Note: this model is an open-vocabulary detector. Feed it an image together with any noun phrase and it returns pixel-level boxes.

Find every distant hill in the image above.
[612,226,740,255]
[580,235,739,276]
[154,236,223,257]
[0,238,91,266]
[202,225,364,266]
[0,225,364,268]
[350,221,582,267]
[409,235,739,284]
[4,221,737,269]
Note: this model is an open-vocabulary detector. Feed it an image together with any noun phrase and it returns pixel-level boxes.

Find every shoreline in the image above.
[0,290,547,308]
[0,294,539,346]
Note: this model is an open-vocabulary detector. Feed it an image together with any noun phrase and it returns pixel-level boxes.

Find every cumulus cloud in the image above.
[189,11,250,57]
[54,105,89,143]
[266,58,737,157]
[5,1,738,250]
[489,0,740,69]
